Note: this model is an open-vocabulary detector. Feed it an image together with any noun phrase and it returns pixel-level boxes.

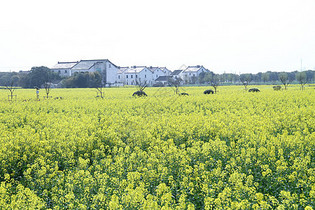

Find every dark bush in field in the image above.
[180,92,189,96]
[133,91,147,97]
[204,89,214,94]
[273,86,281,91]
[248,88,260,92]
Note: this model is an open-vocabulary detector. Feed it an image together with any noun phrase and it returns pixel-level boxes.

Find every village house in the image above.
[171,70,183,80]
[51,59,119,85]
[51,61,78,77]
[52,59,211,86]
[117,66,154,86]
[148,66,172,81]
[155,75,173,86]
[180,65,210,84]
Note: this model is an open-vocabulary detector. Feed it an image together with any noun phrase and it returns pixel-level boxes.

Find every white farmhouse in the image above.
[170,70,183,80]
[117,67,129,85]
[51,59,212,87]
[51,61,78,77]
[181,65,210,84]
[71,59,119,85]
[160,67,172,76]
[51,59,119,85]
[148,66,172,81]
[118,66,154,85]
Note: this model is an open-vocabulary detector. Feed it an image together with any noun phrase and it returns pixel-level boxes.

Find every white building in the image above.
[148,66,172,81]
[181,65,210,83]
[171,70,183,80]
[117,66,154,85]
[117,66,173,86]
[51,61,78,77]
[51,59,119,85]
[52,59,212,86]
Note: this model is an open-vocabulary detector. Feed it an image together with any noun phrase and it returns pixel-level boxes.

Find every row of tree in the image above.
[0,67,314,89]
[0,67,103,89]
[0,66,61,89]
[195,70,314,85]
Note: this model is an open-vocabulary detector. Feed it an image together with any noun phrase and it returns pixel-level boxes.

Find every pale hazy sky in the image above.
[0,0,315,73]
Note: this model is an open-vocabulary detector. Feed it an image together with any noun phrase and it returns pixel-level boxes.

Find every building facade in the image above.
[51,59,119,85]
[52,59,211,86]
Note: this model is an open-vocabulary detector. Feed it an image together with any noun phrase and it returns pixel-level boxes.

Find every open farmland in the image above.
[0,86,314,209]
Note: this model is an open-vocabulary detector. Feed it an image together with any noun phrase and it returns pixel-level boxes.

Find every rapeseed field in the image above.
[0,86,314,209]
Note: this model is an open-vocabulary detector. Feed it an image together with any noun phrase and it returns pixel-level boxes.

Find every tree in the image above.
[133,78,148,97]
[74,73,89,88]
[43,82,51,98]
[267,71,278,83]
[240,74,252,90]
[261,73,270,83]
[296,72,307,90]
[191,75,197,84]
[6,81,17,101]
[203,72,214,84]
[89,72,102,88]
[168,77,182,95]
[93,72,104,98]
[61,72,102,88]
[204,73,220,93]
[20,66,60,88]
[305,70,314,83]
[198,72,206,84]
[210,74,220,93]
[279,72,289,90]
[0,72,21,87]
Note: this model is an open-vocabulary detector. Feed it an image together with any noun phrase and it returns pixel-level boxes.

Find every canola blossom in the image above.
[0,86,314,209]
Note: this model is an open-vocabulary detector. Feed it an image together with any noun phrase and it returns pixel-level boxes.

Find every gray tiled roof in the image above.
[171,70,183,75]
[148,67,160,72]
[71,59,117,70]
[184,65,210,73]
[160,67,171,72]
[184,66,202,72]
[52,61,78,69]
[117,67,129,74]
[71,60,98,70]
[124,66,148,74]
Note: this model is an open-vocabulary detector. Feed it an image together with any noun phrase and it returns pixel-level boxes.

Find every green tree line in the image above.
[0,67,102,88]
[0,67,314,88]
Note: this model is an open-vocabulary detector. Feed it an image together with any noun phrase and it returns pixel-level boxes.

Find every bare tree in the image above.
[6,81,17,101]
[210,74,220,93]
[94,71,104,98]
[96,87,104,98]
[43,82,52,98]
[240,74,252,90]
[279,72,289,90]
[133,79,148,97]
[168,77,182,95]
[296,72,307,90]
